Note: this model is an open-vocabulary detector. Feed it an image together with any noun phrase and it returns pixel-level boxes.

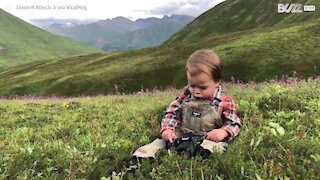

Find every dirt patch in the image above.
[0,46,6,51]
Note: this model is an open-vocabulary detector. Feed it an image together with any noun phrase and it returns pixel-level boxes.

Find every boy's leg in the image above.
[132,138,166,158]
[200,139,228,154]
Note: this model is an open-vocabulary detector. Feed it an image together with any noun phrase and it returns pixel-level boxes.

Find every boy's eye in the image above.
[199,86,207,90]
[189,85,207,90]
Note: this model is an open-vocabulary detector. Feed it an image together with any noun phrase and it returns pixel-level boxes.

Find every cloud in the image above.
[141,0,225,17]
[0,0,226,21]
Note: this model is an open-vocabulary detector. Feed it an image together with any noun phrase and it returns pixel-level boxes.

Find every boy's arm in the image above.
[219,96,241,142]
[161,86,189,133]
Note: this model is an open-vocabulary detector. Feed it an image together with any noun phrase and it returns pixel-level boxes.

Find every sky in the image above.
[0,0,225,22]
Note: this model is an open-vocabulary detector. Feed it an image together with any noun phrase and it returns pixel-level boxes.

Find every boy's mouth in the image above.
[193,96,204,100]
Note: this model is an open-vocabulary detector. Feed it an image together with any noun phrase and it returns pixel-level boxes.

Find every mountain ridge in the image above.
[46,15,194,50]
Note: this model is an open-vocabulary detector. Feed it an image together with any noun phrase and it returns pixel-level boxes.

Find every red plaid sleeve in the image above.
[219,96,241,142]
[161,86,189,133]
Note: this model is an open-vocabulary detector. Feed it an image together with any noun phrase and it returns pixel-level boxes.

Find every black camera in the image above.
[166,133,211,158]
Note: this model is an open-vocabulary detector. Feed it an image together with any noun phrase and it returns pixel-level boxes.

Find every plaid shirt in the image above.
[161,85,241,142]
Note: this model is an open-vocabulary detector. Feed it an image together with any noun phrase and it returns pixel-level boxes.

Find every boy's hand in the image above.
[206,128,229,142]
[161,129,176,143]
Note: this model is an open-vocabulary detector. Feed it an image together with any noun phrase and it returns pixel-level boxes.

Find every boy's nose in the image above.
[193,88,202,96]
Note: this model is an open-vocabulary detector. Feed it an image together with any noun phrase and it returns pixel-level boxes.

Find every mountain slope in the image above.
[0,0,319,96]
[0,20,319,96]
[165,0,320,43]
[0,8,101,69]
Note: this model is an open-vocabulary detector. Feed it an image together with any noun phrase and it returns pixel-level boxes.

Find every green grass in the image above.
[0,9,101,69]
[0,79,319,179]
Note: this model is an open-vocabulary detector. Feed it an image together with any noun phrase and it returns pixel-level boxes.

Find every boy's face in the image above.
[187,71,220,99]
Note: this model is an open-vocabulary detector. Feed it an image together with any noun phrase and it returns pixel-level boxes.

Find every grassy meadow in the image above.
[0,77,319,179]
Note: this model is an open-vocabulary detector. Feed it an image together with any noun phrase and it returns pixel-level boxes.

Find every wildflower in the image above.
[286,149,292,166]
[231,76,235,83]
[276,162,282,177]
[269,159,274,177]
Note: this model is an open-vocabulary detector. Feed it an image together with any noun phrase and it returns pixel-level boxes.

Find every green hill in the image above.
[0,8,101,70]
[165,0,320,43]
[0,0,319,96]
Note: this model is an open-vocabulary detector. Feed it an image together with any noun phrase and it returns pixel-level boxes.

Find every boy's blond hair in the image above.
[186,49,222,82]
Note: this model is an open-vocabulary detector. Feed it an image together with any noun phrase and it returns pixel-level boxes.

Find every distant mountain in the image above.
[166,0,320,43]
[46,15,194,51]
[102,21,184,51]
[0,8,101,70]
[30,18,96,28]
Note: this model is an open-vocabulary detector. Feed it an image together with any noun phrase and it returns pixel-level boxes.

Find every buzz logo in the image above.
[278,3,303,13]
